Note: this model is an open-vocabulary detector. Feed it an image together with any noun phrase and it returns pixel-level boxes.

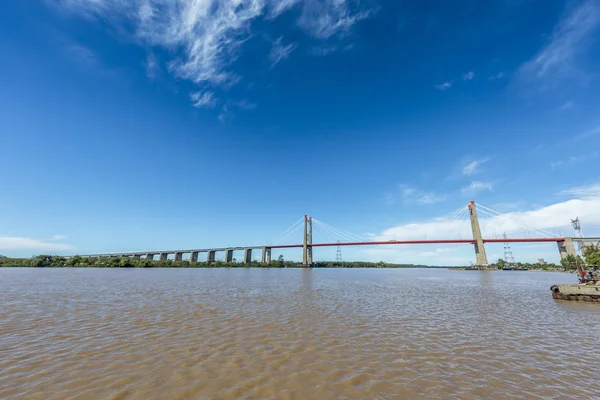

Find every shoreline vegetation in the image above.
[0,255,582,271]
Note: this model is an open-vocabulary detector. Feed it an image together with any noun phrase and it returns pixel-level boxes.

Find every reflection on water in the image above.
[1,268,598,399]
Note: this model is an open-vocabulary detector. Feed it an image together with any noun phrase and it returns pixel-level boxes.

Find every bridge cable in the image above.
[312,219,368,242]
[313,221,361,243]
[476,204,558,237]
[475,205,557,238]
[273,217,305,244]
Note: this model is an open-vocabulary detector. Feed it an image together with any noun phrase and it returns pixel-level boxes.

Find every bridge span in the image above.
[65,202,599,267]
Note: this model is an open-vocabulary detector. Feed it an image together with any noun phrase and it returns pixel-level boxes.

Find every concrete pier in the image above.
[262,247,270,264]
[160,253,169,261]
[225,249,234,263]
[207,250,215,263]
[175,252,183,262]
[244,248,252,264]
[557,238,577,259]
[190,251,199,263]
[146,254,154,261]
[266,248,272,263]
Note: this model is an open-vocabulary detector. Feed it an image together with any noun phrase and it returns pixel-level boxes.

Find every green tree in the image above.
[560,255,584,270]
[583,245,600,266]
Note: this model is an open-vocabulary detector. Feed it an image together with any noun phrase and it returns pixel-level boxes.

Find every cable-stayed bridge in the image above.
[68,202,599,267]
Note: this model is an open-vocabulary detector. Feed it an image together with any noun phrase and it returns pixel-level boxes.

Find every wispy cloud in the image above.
[435,81,453,91]
[518,0,600,85]
[0,237,74,252]
[269,37,298,68]
[462,158,490,176]
[190,91,217,108]
[557,100,574,111]
[551,152,597,169]
[461,181,494,194]
[51,0,372,106]
[556,181,600,198]
[488,72,504,81]
[144,52,161,80]
[462,71,475,81]
[217,99,258,122]
[398,184,447,205]
[576,125,600,139]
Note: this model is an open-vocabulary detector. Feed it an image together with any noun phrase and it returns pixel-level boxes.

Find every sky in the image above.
[1,0,600,265]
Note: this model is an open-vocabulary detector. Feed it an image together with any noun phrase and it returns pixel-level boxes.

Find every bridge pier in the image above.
[468,201,488,267]
[225,249,234,263]
[244,248,252,264]
[160,253,169,261]
[174,252,183,262]
[133,255,141,259]
[146,254,154,261]
[207,250,215,263]
[557,238,576,259]
[262,247,271,264]
[190,251,199,263]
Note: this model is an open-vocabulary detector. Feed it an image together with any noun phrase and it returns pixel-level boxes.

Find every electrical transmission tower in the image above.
[571,217,584,255]
[335,241,343,265]
[503,232,516,268]
[571,218,584,237]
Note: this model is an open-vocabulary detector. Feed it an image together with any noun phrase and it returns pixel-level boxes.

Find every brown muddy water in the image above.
[1,268,599,399]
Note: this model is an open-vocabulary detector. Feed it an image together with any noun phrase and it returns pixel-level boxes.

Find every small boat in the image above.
[550,281,600,302]
[551,265,600,302]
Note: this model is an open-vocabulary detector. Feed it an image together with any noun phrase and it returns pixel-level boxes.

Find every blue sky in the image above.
[1,0,600,265]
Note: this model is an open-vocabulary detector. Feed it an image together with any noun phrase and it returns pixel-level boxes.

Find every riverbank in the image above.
[0,256,434,269]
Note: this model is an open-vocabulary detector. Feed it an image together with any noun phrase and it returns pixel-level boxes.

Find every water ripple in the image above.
[1,268,599,399]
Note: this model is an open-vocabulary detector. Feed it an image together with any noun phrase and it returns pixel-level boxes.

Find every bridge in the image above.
[68,202,599,267]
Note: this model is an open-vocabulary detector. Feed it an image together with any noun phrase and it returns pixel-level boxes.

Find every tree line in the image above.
[1,255,430,269]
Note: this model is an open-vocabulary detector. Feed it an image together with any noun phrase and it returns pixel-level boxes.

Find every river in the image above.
[1,268,598,399]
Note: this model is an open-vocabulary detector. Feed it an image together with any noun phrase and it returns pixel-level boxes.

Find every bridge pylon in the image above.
[302,215,313,267]
[468,201,489,267]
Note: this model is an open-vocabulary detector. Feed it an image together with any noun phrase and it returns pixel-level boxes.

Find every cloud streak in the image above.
[0,237,74,252]
[462,158,490,176]
[269,37,298,67]
[461,181,494,194]
[518,0,600,84]
[435,81,453,91]
[51,0,372,106]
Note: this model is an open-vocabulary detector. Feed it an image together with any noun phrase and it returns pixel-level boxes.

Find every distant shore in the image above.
[0,255,570,271]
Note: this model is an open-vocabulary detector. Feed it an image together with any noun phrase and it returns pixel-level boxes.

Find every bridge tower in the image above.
[302,215,313,267]
[468,201,488,267]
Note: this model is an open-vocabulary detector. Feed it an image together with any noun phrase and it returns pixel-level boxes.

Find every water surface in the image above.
[1,268,598,399]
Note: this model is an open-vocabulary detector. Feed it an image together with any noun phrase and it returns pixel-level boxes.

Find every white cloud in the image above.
[518,0,600,84]
[461,181,493,194]
[190,91,217,108]
[0,237,74,252]
[462,71,475,81]
[462,158,490,176]
[269,37,298,67]
[376,197,600,242]
[51,0,371,98]
[50,235,67,241]
[488,72,504,81]
[435,81,453,91]
[556,181,600,198]
[398,184,447,205]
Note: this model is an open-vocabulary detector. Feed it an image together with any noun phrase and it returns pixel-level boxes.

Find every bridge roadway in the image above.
[68,237,599,264]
